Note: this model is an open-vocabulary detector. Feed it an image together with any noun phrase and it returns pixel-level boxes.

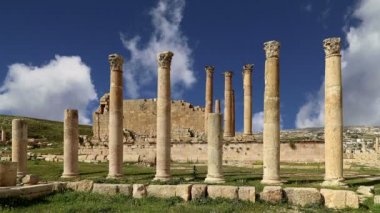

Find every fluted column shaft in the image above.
[62,109,79,178]
[204,66,215,133]
[323,37,344,185]
[262,41,281,185]
[12,119,27,177]
[223,71,234,137]
[243,64,253,135]
[154,51,173,181]
[107,54,124,179]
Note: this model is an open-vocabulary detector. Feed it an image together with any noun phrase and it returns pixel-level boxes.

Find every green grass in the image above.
[0,114,92,154]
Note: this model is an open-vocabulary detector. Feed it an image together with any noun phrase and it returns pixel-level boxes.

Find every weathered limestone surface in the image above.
[204,65,214,133]
[223,71,234,137]
[374,195,380,205]
[320,189,359,209]
[92,183,118,195]
[133,184,147,198]
[356,185,374,197]
[238,186,256,202]
[243,64,253,135]
[231,89,235,135]
[0,161,17,186]
[154,51,173,181]
[214,99,221,113]
[260,186,283,203]
[205,113,224,183]
[62,109,79,178]
[176,184,192,201]
[12,119,28,177]
[207,185,238,200]
[66,180,94,192]
[284,187,322,207]
[147,185,177,198]
[107,54,124,179]
[21,174,40,185]
[323,37,344,186]
[262,41,281,185]
[191,184,207,200]
[118,184,133,196]
[1,128,6,142]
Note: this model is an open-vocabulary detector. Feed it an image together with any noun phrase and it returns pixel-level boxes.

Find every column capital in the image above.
[323,37,341,57]
[205,65,215,77]
[108,54,124,71]
[242,64,254,75]
[224,71,233,78]
[157,51,174,69]
[264,40,280,59]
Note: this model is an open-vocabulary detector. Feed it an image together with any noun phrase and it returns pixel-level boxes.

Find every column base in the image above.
[321,178,346,187]
[61,173,79,179]
[205,175,225,184]
[153,175,171,182]
[261,178,284,185]
[107,174,123,179]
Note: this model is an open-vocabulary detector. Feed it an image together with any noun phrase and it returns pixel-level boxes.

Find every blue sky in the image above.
[0,0,379,130]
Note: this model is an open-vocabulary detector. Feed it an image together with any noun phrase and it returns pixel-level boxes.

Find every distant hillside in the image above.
[0,114,92,145]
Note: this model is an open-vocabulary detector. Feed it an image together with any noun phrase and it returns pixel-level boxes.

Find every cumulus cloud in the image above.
[252,111,284,132]
[0,55,98,124]
[121,0,196,98]
[296,0,380,128]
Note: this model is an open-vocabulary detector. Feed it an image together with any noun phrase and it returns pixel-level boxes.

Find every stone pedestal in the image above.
[322,37,345,186]
[154,51,174,181]
[0,162,17,186]
[261,41,282,185]
[12,119,27,177]
[243,64,253,135]
[107,54,124,179]
[215,100,221,113]
[223,71,234,137]
[205,113,225,183]
[62,109,79,178]
[204,66,215,134]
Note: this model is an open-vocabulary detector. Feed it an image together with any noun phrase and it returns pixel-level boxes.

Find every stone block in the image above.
[0,188,21,198]
[147,185,177,198]
[176,184,192,201]
[133,184,147,198]
[356,185,374,197]
[191,184,207,200]
[284,187,321,207]
[320,189,359,209]
[92,183,118,195]
[260,186,283,203]
[52,182,67,192]
[238,186,256,203]
[207,185,238,200]
[123,154,140,163]
[67,180,94,192]
[19,184,54,199]
[0,161,17,187]
[22,174,40,185]
[118,184,133,196]
[374,195,380,205]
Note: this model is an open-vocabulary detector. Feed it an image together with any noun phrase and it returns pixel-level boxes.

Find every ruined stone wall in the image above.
[93,98,205,141]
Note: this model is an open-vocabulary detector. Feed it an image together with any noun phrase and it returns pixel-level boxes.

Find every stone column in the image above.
[154,51,174,181]
[205,113,225,183]
[223,71,234,137]
[204,66,215,134]
[231,90,236,136]
[243,64,253,135]
[261,40,282,185]
[11,119,27,177]
[62,109,79,178]
[323,37,344,186]
[215,99,221,113]
[107,54,124,179]
[1,128,6,142]
[375,137,379,153]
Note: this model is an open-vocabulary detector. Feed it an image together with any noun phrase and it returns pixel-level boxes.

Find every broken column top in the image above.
[243,64,254,74]
[157,51,174,69]
[323,37,341,57]
[224,71,233,77]
[264,40,280,58]
[108,54,124,70]
[205,65,215,72]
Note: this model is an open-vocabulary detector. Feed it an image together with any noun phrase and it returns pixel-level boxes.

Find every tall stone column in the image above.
[205,113,225,183]
[107,54,124,179]
[375,137,379,153]
[261,40,282,185]
[215,99,221,113]
[12,119,27,177]
[322,37,344,186]
[243,64,253,135]
[154,51,174,181]
[204,66,215,134]
[231,90,236,136]
[1,128,6,142]
[223,71,234,137]
[62,109,79,178]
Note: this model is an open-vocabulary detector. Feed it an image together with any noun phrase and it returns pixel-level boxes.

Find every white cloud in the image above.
[0,55,98,124]
[252,111,284,132]
[121,0,196,99]
[296,0,380,128]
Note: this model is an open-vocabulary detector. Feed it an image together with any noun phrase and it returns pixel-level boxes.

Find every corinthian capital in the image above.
[242,64,254,75]
[264,40,280,59]
[157,51,174,69]
[323,37,341,57]
[108,54,124,71]
[224,71,233,78]
[205,65,215,77]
